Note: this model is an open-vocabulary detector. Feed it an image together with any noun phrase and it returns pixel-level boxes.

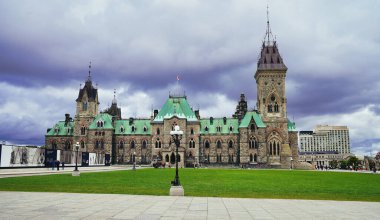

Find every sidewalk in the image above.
[0,165,138,178]
[0,191,379,220]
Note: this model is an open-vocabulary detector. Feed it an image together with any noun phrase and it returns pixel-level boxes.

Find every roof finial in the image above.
[112,89,117,104]
[88,61,92,81]
[264,3,274,45]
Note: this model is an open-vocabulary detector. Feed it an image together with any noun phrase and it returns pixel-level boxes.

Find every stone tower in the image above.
[254,10,292,165]
[73,63,99,149]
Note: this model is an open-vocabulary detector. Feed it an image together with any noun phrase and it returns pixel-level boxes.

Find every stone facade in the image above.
[45,19,299,168]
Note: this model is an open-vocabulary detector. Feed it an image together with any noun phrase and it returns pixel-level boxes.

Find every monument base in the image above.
[169,185,184,196]
[72,170,80,176]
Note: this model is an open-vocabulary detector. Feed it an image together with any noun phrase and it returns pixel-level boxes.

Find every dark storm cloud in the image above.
[0,0,380,155]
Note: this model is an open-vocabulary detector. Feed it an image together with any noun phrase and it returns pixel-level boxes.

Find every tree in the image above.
[347,156,359,170]
[330,160,338,169]
[369,159,375,170]
[375,152,380,161]
[339,160,348,169]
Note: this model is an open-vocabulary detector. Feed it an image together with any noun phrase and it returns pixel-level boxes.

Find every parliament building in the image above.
[45,18,299,168]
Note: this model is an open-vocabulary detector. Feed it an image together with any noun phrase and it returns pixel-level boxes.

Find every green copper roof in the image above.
[153,96,198,122]
[114,119,151,135]
[239,111,266,128]
[46,121,74,136]
[288,119,297,131]
[89,113,114,129]
[200,118,239,134]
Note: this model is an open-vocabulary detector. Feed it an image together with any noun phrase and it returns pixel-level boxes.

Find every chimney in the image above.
[194,110,200,120]
[64,113,70,126]
[210,117,213,125]
[223,117,227,125]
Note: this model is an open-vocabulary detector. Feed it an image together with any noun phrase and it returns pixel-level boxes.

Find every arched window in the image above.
[130,140,135,149]
[274,102,279,112]
[268,104,273,112]
[250,124,255,132]
[52,141,57,149]
[277,142,280,156]
[189,139,195,148]
[204,140,210,148]
[228,140,233,148]
[95,140,99,149]
[254,154,257,162]
[216,140,222,149]
[249,137,257,149]
[165,154,169,162]
[216,126,221,132]
[81,126,86,135]
[156,128,160,135]
[269,142,272,155]
[190,128,194,135]
[273,141,277,155]
[101,140,105,149]
[119,141,124,149]
[82,101,88,111]
[250,154,253,162]
[65,141,71,150]
[142,140,147,149]
[155,139,161,148]
[80,141,85,149]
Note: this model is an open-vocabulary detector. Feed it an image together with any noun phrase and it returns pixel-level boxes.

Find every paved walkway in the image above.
[0,166,138,178]
[0,192,379,220]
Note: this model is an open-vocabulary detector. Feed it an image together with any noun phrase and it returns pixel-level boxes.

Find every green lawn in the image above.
[0,168,379,202]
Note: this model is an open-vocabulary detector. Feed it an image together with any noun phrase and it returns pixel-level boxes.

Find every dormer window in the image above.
[120,126,125,133]
[143,126,147,132]
[204,126,209,132]
[54,127,59,133]
[67,128,71,134]
[216,126,221,132]
[131,126,136,132]
[97,120,104,128]
[229,126,233,132]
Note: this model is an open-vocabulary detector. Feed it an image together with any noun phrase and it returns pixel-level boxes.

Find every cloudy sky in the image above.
[0,0,379,155]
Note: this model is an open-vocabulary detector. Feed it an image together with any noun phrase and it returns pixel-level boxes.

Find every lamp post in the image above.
[169,125,184,196]
[72,142,80,176]
[133,151,136,170]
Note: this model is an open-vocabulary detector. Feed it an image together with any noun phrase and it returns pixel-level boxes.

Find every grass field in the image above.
[0,168,379,202]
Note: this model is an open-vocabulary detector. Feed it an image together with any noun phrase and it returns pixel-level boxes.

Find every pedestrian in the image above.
[56,160,60,171]
[62,162,65,170]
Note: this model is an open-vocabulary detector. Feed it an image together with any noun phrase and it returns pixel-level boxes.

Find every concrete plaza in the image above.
[0,191,379,220]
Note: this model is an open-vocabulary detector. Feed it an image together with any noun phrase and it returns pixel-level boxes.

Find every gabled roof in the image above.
[114,119,151,135]
[76,80,98,102]
[88,113,114,129]
[288,119,297,132]
[239,111,266,128]
[200,118,239,134]
[153,96,198,122]
[46,121,74,136]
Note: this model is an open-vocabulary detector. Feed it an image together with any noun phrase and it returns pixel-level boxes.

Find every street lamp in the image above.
[72,142,80,176]
[133,151,136,170]
[169,125,184,196]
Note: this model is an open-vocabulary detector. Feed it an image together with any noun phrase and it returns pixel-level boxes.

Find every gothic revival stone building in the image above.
[45,18,298,168]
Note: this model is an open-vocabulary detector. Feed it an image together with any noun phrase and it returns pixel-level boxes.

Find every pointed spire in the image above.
[87,61,92,82]
[112,89,117,104]
[264,4,274,46]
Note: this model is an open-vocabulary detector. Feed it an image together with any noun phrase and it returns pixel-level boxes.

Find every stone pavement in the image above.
[0,166,139,178]
[0,192,379,220]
